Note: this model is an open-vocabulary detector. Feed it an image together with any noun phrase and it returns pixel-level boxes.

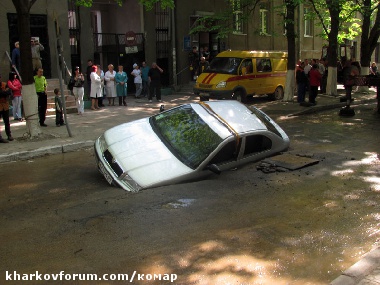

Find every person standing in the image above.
[96,65,105,107]
[198,56,210,75]
[131,63,142,99]
[296,62,307,103]
[34,68,48,126]
[148,62,163,103]
[0,75,14,142]
[189,46,199,81]
[72,66,85,115]
[54,88,65,127]
[141,61,150,97]
[85,59,93,99]
[7,72,23,121]
[105,64,117,106]
[90,65,101,110]
[115,65,128,106]
[308,64,322,105]
[11,41,21,72]
[31,38,44,71]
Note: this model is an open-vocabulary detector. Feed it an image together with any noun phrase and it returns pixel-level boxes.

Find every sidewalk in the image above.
[1,88,379,285]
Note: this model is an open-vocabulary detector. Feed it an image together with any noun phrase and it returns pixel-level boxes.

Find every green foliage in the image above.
[138,0,174,10]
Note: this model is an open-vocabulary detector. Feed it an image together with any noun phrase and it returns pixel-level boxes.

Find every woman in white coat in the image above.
[105,64,117,106]
[90,65,102,110]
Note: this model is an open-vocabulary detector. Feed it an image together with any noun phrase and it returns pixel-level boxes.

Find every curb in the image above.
[330,247,380,285]
[0,140,94,163]
[288,98,377,117]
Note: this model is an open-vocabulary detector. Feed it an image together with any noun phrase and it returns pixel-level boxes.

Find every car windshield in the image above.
[207,57,242,74]
[151,104,224,169]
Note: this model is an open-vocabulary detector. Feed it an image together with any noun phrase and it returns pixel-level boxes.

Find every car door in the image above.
[256,58,273,95]
[238,59,256,95]
[206,139,242,171]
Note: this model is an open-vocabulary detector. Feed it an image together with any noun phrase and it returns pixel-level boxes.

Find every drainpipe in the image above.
[171,0,177,89]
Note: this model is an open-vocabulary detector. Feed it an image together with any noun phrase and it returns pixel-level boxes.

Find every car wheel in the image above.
[269,86,284,101]
[232,90,247,103]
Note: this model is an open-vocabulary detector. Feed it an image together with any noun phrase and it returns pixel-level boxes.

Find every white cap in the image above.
[133,63,138,68]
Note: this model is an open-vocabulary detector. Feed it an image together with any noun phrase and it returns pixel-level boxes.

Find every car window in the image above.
[240,59,253,75]
[244,135,272,156]
[256,58,272,72]
[151,105,224,169]
[208,140,238,165]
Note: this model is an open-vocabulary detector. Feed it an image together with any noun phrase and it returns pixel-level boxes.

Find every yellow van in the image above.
[194,50,287,102]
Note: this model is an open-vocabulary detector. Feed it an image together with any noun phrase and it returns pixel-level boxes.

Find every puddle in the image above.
[162,199,196,209]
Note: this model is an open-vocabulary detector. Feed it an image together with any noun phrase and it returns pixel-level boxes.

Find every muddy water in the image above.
[1,106,380,285]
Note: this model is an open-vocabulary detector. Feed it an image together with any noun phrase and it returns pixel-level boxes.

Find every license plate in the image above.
[98,161,113,185]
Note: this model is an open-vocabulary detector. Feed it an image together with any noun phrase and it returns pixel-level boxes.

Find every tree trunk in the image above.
[283,0,296,101]
[326,0,340,96]
[12,0,41,137]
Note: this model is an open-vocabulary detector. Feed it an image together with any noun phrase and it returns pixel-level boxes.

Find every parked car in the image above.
[94,101,290,192]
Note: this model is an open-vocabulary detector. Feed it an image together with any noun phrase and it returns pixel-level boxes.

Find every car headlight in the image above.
[97,134,108,153]
[120,174,142,192]
[216,81,227,88]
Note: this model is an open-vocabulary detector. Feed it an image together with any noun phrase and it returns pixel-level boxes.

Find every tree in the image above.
[283,0,297,101]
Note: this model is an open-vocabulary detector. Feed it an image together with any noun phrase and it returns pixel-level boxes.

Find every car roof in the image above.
[191,101,267,134]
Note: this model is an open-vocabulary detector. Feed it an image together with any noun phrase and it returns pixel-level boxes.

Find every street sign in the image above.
[125,46,138,54]
[125,31,137,47]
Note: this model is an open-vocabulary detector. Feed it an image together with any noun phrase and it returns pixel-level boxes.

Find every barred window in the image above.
[231,0,243,34]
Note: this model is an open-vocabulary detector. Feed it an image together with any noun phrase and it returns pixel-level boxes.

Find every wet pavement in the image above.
[1,86,380,284]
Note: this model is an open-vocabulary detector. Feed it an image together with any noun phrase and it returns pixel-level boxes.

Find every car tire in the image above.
[269,86,284,101]
[232,90,247,103]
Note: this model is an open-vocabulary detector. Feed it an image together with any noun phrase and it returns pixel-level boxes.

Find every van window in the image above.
[256,58,272,72]
[240,59,253,75]
[209,57,243,75]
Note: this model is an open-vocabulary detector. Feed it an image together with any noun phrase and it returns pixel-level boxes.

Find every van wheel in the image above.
[269,86,284,101]
[233,90,247,103]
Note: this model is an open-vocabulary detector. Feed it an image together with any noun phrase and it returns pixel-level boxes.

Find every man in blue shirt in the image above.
[141,61,150,97]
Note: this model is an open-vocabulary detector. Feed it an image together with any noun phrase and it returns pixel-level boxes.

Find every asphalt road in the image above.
[1,105,380,285]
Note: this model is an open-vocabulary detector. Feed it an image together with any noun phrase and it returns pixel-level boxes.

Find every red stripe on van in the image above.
[226,72,287,82]
[205,73,218,84]
[202,73,214,84]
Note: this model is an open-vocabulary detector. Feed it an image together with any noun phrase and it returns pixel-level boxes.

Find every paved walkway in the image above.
[1,87,380,284]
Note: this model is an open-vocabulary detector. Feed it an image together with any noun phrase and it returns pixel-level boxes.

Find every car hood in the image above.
[104,118,192,188]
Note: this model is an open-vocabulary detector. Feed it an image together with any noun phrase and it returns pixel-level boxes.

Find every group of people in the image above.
[296,58,327,105]
[84,60,163,110]
[188,46,211,81]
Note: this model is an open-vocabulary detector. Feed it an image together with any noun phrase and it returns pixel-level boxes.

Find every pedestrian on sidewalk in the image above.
[34,68,48,127]
[308,64,322,105]
[116,65,128,106]
[131,63,142,99]
[7,71,23,121]
[54,88,65,127]
[105,64,117,106]
[90,65,101,110]
[296,62,307,103]
[141,61,150,97]
[72,66,85,115]
[0,76,14,143]
[97,65,105,107]
[148,62,163,103]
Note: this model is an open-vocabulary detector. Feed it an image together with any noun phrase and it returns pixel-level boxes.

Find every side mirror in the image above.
[207,164,221,175]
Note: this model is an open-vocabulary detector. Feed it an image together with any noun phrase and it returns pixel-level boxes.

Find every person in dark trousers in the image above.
[34,68,48,127]
[85,59,93,99]
[54,88,65,127]
[148,62,163,102]
[308,64,322,105]
[11,41,21,72]
[0,75,14,143]
[296,62,308,103]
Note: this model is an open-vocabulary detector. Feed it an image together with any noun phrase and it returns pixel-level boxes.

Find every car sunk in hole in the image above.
[94,101,290,192]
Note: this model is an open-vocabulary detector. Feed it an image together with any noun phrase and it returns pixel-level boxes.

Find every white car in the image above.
[94,101,290,192]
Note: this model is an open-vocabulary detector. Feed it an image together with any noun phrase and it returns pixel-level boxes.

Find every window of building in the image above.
[231,0,243,34]
[260,3,269,35]
[304,7,313,37]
